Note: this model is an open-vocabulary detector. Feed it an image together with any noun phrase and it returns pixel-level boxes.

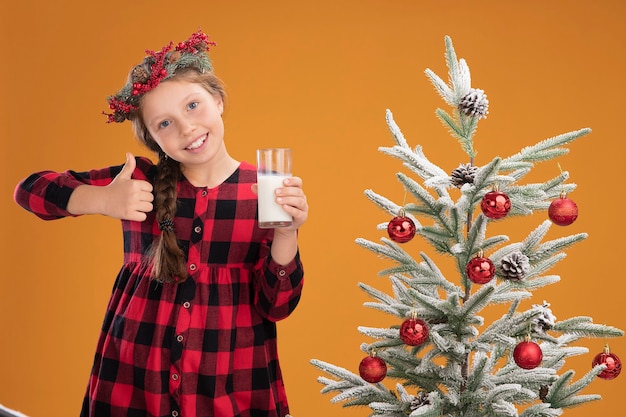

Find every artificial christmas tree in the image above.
[311,36,623,417]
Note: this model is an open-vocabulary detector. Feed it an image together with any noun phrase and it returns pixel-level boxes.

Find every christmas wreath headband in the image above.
[103,30,216,123]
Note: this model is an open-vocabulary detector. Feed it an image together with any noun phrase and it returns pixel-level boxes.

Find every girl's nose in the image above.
[180,117,196,136]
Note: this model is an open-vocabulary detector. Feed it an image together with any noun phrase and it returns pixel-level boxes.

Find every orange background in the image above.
[1,1,625,416]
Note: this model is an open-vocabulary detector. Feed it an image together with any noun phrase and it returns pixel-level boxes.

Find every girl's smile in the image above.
[185,133,208,151]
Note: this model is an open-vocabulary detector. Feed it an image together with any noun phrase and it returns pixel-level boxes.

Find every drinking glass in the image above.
[256,148,293,228]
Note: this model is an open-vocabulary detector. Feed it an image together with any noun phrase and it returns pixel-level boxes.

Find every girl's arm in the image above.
[252,176,308,321]
[15,153,154,221]
[67,154,154,221]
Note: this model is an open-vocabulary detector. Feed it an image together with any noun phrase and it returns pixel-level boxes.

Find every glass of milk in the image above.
[256,148,293,228]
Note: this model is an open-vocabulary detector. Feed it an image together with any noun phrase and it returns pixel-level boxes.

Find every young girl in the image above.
[14,30,308,417]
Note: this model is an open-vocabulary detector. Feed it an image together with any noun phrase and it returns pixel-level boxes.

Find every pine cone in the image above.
[167,51,182,64]
[409,392,431,411]
[195,41,208,52]
[533,301,556,333]
[450,163,478,188]
[499,251,530,281]
[131,65,149,84]
[459,88,489,119]
[113,111,128,123]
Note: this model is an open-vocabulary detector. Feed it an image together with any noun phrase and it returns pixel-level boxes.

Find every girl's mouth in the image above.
[186,134,207,150]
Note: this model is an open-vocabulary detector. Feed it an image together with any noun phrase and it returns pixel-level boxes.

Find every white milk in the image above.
[257,174,293,228]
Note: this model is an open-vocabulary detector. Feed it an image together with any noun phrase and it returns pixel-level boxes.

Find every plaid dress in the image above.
[14,157,304,417]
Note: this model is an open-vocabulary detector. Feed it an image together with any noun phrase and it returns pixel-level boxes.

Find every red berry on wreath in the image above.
[548,194,578,226]
[466,252,495,284]
[481,189,511,219]
[387,209,416,243]
[400,314,429,346]
[592,345,622,380]
[359,352,387,383]
[513,338,543,370]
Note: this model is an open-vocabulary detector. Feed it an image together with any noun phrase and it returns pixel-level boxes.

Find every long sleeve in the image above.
[13,157,153,220]
[254,249,304,322]
[14,170,92,220]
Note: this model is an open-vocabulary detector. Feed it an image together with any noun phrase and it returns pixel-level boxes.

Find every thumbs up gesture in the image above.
[103,153,154,221]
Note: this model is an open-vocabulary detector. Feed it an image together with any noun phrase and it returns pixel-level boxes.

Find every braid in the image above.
[151,155,188,283]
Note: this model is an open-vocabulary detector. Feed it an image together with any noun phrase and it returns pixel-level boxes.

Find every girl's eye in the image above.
[188,101,198,110]
[159,120,171,129]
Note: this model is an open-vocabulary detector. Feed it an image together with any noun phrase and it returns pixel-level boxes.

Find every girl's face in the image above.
[141,79,225,169]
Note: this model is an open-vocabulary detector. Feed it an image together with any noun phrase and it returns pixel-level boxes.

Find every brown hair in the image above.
[130,65,227,283]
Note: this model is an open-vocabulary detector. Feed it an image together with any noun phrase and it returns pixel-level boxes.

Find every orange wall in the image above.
[1,1,624,416]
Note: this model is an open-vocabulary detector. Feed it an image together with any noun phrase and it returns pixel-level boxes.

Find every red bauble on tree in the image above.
[359,352,387,383]
[481,189,511,219]
[466,251,495,284]
[513,338,543,370]
[387,209,416,243]
[592,345,622,380]
[548,193,578,226]
[400,314,429,346]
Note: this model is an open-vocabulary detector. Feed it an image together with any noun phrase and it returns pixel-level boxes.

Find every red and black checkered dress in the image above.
[14,157,304,417]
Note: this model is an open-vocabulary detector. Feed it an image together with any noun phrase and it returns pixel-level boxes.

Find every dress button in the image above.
[189,264,197,271]
[183,301,191,309]
[172,373,179,381]
[278,269,286,277]
[172,412,179,417]
[194,226,202,234]
[177,335,184,343]
[201,190,208,197]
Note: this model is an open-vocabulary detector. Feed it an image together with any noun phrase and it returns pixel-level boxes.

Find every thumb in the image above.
[117,152,136,179]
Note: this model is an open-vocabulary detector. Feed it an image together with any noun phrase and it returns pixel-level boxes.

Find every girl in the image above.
[14,30,307,417]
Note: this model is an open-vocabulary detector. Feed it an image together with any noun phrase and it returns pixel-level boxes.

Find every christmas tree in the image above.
[310,36,623,417]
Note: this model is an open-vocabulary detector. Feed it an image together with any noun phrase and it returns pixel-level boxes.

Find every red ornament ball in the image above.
[513,340,543,370]
[592,349,622,380]
[387,215,416,243]
[548,196,578,226]
[481,190,511,219]
[359,354,387,383]
[400,317,429,346]
[466,256,496,284]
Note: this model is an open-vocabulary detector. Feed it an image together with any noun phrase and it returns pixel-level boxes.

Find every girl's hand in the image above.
[69,153,154,220]
[251,176,309,231]
[274,176,308,231]
[103,153,154,221]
